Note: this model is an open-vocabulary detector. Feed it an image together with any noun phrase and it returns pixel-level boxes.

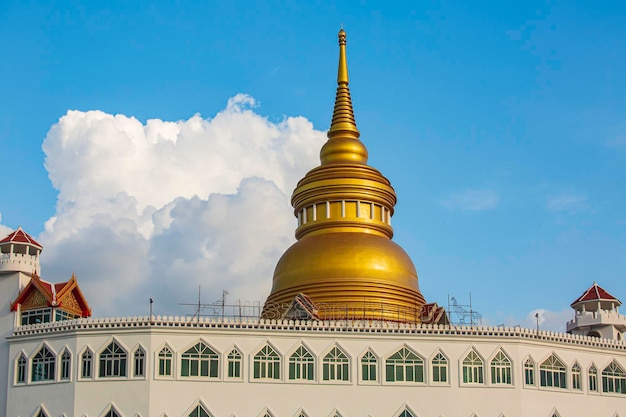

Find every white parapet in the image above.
[0,252,40,275]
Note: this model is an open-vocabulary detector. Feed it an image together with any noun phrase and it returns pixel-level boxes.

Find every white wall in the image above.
[6,318,626,417]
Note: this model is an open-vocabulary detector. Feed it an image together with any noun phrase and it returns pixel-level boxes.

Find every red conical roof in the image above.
[0,226,42,249]
[571,282,621,307]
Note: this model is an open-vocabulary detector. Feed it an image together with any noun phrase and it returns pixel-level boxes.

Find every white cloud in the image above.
[546,192,587,213]
[441,188,499,211]
[38,94,327,317]
[523,308,573,333]
[0,213,12,237]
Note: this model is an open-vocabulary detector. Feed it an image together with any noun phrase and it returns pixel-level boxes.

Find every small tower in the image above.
[0,226,42,276]
[0,227,42,415]
[566,282,626,340]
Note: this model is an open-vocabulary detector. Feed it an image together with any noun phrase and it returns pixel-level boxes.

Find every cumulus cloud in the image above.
[441,188,499,211]
[0,213,12,237]
[546,192,588,213]
[523,308,573,333]
[38,94,327,317]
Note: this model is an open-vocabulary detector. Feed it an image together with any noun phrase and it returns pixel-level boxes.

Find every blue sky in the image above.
[1,1,625,329]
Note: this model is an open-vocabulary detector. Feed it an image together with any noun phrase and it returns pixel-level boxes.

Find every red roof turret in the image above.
[571,282,621,307]
[0,226,42,250]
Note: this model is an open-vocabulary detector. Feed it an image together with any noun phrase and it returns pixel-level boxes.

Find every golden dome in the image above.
[262,29,426,322]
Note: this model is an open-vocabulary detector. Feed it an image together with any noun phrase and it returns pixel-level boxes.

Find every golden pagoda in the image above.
[262,29,426,322]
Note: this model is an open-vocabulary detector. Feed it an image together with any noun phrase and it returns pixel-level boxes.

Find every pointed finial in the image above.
[320,29,368,165]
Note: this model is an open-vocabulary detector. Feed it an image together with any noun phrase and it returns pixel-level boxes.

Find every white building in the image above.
[1,30,625,417]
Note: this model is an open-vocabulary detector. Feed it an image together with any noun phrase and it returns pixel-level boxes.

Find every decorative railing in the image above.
[10,315,626,351]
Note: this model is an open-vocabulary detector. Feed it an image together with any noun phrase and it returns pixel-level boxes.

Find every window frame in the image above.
[81,348,94,379]
[602,361,626,395]
[15,352,27,384]
[490,350,512,386]
[253,344,281,381]
[133,346,146,378]
[322,346,350,383]
[539,354,567,390]
[180,342,219,378]
[60,348,71,381]
[31,345,56,383]
[157,345,174,378]
[588,364,598,393]
[385,346,425,384]
[98,341,128,378]
[571,362,582,391]
[431,351,448,384]
[461,349,484,385]
[226,347,242,379]
[523,358,535,387]
[360,350,378,383]
[288,345,315,382]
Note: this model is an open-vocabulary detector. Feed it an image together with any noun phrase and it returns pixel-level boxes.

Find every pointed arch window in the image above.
[32,345,55,382]
[524,358,535,385]
[158,346,173,376]
[323,346,349,381]
[396,408,416,417]
[253,345,280,380]
[99,341,127,377]
[361,350,377,382]
[571,362,581,390]
[602,361,626,394]
[81,349,93,378]
[432,352,448,383]
[104,407,121,417]
[16,353,27,383]
[539,355,566,389]
[462,350,484,384]
[490,350,512,385]
[588,365,598,392]
[60,349,71,380]
[289,346,314,380]
[188,405,211,417]
[227,348,242,378]
[385,347,424,383]
[35,408,49,417]
[181,342,218,378]
[134,347,145,377]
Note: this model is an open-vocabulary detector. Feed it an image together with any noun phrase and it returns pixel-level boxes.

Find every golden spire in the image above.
[320,29,368,165]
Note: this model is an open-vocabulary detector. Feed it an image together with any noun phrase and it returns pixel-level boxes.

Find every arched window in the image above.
[32,345,55,382]
[323,346,349,381]
[524,358,535,385]
[289,346,314,381]
[134,347,145,377]
[104,406,121,417]
[602,361,626,394]
[35,408,49,417]
[432,352,448,383]
[462,350,484,384]
[396,408,416,417]
[99,341,127,377]
[188,405,211,417]
[571,362,581,390]
[385,347,424,383]
[60,349,71,380]
[227,348,242,378]
[253,345,280,380]
[158,346,173,376]
[81,349,93,378]
[16,353,27,383]
[588,365,598,392]
[490,350,511,385]
[361,350,377,382]
[181,342,218,377]
[539,355,566,389]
